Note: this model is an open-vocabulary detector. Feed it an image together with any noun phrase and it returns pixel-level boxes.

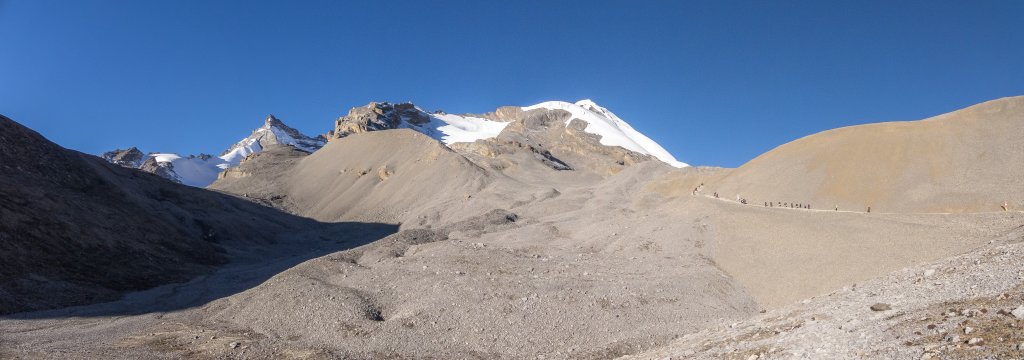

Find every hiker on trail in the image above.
[714,192,719,198]
[1003,201,1009,211]
[834,205,838,211]
[867,206,871,213]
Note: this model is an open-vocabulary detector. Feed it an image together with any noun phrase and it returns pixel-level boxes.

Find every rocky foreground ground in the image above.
[625,223,1024,360]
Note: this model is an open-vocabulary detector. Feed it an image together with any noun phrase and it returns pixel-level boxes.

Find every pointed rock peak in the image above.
[264,114,284,128]
[102,146,146,168]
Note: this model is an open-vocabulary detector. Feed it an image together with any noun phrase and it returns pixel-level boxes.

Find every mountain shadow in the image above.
[0,115,398,316]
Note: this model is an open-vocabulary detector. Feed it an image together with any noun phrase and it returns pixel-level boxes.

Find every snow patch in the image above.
[219,134,264,167]
[401,113,511,145]
[150,153,228,187]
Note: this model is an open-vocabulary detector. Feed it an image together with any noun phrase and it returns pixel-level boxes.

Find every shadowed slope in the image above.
[0,115,394,314]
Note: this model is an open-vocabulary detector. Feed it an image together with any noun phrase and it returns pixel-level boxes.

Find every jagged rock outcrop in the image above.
[138,156,181,184]
[330,102,432,139]
[101,147,145,168]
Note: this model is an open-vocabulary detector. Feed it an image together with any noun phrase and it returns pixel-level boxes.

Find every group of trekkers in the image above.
[694,183,1013,213]
[763,201,810,210]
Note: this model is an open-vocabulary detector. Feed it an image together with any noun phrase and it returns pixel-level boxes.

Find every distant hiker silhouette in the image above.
[1003,201,1009,211]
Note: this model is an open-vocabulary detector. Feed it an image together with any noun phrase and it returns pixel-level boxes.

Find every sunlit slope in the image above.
[709,96,1024,213]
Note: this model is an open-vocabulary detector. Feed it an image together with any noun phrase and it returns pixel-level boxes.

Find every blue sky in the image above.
[1,1,1021,167]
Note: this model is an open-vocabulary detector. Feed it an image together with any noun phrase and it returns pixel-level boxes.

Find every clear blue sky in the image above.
[1,1,1021,167]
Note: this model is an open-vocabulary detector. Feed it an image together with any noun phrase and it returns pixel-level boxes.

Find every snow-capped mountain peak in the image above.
[105,115,327,188]
[220,114,327,166]
[521,100,688,168]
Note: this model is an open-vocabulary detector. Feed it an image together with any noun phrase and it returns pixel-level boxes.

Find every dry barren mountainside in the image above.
[0,96,1022,359]
[708,96,1024,214]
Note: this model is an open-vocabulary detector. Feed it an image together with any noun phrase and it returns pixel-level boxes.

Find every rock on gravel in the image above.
[1011,305,1024,319]
[870,303,891,311]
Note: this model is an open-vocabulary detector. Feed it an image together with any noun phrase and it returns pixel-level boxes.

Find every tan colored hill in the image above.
[706,96,1024,214]
[212,129,505,225]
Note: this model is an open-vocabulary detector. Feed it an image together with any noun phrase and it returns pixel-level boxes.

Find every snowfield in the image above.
[150,153,228,187]
[402,113,511,145]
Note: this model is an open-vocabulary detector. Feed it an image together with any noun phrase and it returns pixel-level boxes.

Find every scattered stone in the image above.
[964,326,974,335]
[1011,305,1024,319]
[229,341,241,349]
[870,303,891,311]
[967,337,983,346]
[923,269,936,277]
[944,335,960,343]
[1017,343,1024,351]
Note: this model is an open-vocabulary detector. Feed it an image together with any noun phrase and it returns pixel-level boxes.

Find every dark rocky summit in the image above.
[101,147,144,168]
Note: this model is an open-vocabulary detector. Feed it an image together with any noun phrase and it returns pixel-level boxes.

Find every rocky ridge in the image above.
[102,115,326,187]
[103,100,688,186]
